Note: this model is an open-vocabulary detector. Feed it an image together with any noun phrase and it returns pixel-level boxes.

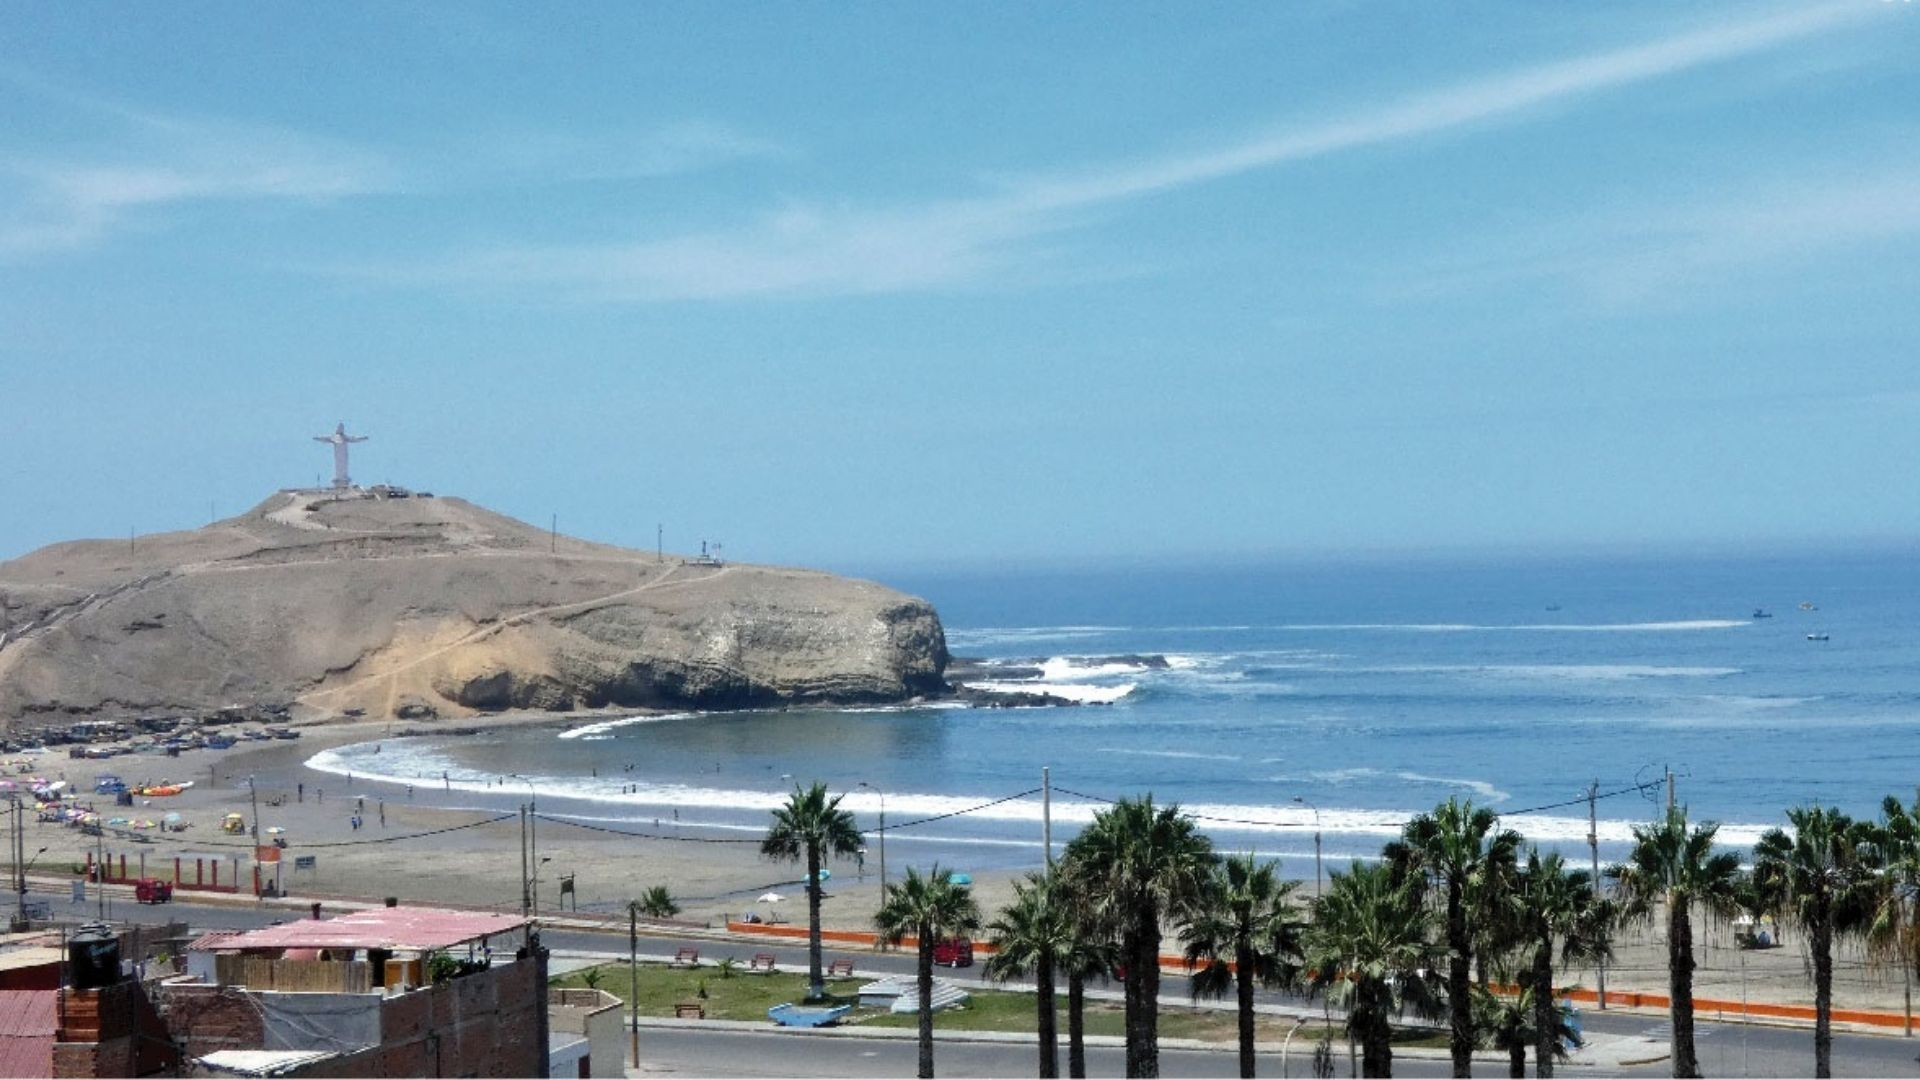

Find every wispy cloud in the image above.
[0,70,777,257]
[402,2,1880,301]
[448,121,786,185]
[0,76,399,257]
[1383,162,1920,307]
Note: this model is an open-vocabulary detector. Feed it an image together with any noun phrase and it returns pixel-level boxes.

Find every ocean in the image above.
[306,546,1920,881]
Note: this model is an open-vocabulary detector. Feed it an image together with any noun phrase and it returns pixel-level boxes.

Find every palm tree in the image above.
[1303,860,1445,1078]
[1474,979,1577,1079]
[1052,863,1120,1080]
[636,884,680,919]
[1386,797,1522,1078]
[1064,795,1218,1078]
[1867,795,1920,1041]
[761,781,864,1000]
[1754,805,1880,1078]
[1608,806,1742,1079]
[1510,849,1612,1078]
[876,865,983,1079]
[1182,853,1306,1078]
[986,872,1071,1078]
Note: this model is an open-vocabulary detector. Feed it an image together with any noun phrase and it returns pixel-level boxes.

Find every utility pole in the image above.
[629,901,641,1066]
[249,776,262,899]
[9,795,23,927]
[1042,767,1053,867]
[1589,781,1606,1010]
[519,805,531,917]
[1666,765,1676,814]
[95,818,106,921]
[550,514,557,553]
[656,524,663,563]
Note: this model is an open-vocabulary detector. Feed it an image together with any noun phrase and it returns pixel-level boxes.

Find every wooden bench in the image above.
[673,1000,706,1019]
[671,946,700,967]
[827,958,855,978]
[749,953,778,972]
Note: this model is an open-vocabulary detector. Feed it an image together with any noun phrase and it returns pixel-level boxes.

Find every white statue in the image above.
[313,423,368,490]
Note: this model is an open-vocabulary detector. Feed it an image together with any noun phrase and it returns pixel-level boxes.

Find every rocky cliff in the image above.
[0,490,947,726]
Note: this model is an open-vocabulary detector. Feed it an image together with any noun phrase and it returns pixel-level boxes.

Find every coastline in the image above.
[14,710,1915,1021]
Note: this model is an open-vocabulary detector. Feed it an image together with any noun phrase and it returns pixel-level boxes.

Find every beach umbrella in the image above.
[757,892,786,903]
[162,813,183,825]
[947,872,973,886]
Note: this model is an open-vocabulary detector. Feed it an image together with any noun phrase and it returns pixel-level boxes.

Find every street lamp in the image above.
[1292,796,1322,900]
[511,775,539,916]
[858,782,886,893]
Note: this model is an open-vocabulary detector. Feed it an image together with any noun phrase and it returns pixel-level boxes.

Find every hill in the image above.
[0,489,948,726]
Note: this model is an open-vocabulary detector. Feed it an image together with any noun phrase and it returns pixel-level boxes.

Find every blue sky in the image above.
[3,4,1917,572]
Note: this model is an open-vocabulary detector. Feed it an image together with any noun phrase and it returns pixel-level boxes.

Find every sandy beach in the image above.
[14,713,1916,1022]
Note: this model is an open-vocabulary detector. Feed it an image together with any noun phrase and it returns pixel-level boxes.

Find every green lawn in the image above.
[550,961,1444,1048]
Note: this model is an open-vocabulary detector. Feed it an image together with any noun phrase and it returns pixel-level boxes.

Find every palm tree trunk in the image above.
[1236,942,1256,1078]
[1125,905,1162,1078]
[1507,1043,1525,1078]
[1360,979,1394,1078]
[1068,970,1088,1079]
[806,843,825,1000]
[1037,950,1059,1079]
[918,934,936,1079]
[1532,941,1555,1079]
[1668,896,1700,1079]
[1448,880,1472,1078]
[1813,897,1833,1079]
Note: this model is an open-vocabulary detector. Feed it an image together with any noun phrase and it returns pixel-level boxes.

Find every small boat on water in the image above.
[1807,633,1830,642]
[1800,601,1818,611]
[1752,609,1772,619]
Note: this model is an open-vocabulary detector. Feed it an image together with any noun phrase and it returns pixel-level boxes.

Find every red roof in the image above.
[207,907,527,953]
[0,989,55,1079]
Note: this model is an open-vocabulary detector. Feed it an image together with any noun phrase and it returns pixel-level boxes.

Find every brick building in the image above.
[23,907,551,1078]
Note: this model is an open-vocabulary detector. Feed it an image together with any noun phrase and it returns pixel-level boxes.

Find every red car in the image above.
[931,938,974,968]
[133,878,173,904]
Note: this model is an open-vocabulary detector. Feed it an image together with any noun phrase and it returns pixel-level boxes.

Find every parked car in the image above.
[134,878,173,904]
[931,938,974,968]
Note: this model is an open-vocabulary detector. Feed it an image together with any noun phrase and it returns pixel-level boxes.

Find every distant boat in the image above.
[1807,633,1830,642]
[1752,609,1772,619]
[1545,604,1562,612]
[1800,601,1818,611]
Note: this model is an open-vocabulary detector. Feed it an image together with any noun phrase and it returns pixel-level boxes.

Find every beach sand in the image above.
[15,715,1915,1021]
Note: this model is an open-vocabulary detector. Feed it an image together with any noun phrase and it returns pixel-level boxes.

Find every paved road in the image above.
[32,888,1920,1077]
[627,1026,1625,1079]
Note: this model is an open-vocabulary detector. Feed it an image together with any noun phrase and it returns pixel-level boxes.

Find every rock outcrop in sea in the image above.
[0,490,948,727]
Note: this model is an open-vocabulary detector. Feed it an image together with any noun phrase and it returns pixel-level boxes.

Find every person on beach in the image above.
[378,800,385,827]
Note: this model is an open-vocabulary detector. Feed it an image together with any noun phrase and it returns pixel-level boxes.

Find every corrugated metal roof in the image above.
[186,930,245,952]
[0,990,55,1037]
[0,990,56,1080]
[207,907,527,952]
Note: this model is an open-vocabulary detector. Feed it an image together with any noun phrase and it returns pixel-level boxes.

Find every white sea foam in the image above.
[303,741,1772,848]
[1374,664,1741,681]
[1271,620,1747,633]
[1393,772,1510,803]
[1096,748,1242,763]
[556,713,692,740]
[962,681,1137,704]
[1037,657,1155,680]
